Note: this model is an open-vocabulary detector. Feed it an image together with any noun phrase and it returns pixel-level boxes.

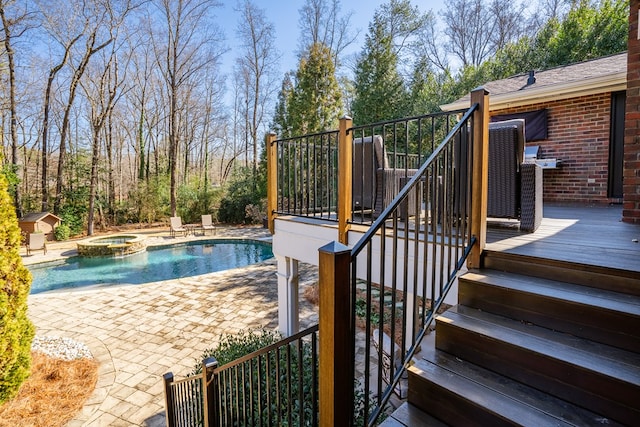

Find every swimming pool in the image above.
[28,239,273,294]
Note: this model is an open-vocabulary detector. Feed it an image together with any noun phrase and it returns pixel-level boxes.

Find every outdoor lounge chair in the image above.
[27,233,47,255]
[170,216,187,237]
[201,214,215,235]
[488,119,543,232]
[352,135,418,218]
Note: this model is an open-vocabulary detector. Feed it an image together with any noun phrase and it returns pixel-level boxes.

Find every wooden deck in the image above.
[486,203,640,273]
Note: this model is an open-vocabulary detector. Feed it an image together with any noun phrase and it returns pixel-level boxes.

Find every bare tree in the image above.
[413,13,450,72]
[81,19,130,235]
[487,0,528,53]
[234,0,280,181]
[0,0,37,217]
[52,0,114,214]
[441,0,530,68]
[151,0,224,216]
[297,0,358,67]
[38,17,82,211]
[442,0,494,67]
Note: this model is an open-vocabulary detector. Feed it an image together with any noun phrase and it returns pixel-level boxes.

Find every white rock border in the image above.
[31,335,94,361]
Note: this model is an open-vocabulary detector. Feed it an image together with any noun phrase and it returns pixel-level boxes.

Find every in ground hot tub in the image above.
[77,234,146,257]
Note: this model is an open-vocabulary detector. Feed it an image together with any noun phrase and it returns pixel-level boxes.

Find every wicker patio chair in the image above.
[352,135,418,218]
[488,119,543,232]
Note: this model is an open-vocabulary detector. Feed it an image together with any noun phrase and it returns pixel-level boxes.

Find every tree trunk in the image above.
[0,4,22,217]
[53,33,112,214]
[40,36,79,212]
[87,126,100,236]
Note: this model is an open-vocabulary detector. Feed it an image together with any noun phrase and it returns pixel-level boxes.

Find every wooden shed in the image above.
[18,212,61,241]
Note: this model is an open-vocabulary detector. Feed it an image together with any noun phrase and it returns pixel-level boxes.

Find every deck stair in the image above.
[382,251,640,426]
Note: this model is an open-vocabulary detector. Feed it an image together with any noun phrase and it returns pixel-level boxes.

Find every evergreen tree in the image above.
[538,0,628,68]
[271,72,295,138]
[407,58,456,115]
[351,20,407,125]
[0,171,35,404]
[288,42,342,135]
[419,0,629,107]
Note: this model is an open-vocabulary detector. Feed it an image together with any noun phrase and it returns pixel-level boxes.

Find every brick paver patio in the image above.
[25,226,319,426]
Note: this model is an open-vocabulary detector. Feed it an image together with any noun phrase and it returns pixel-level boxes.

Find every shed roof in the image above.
[441,52,627,111]
[20,212,62,223]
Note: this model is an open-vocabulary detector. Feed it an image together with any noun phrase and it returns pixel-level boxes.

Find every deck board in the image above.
[486,204,640,273]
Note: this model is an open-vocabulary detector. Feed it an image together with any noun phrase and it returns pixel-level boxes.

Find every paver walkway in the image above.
[25,226,319,426]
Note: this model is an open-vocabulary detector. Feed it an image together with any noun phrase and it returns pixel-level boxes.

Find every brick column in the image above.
[625,0,640,223]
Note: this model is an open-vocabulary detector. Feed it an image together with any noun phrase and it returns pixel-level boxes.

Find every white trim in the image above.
[441,72,627,111]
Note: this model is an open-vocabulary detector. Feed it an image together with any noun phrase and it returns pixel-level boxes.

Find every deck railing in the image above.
[318,88,489,425]
[164,88,489,427]
[350,112,464,225]
[164,325,319,427]
[270,112,466,227]
[354,106,477,424]
[272,130,340,221]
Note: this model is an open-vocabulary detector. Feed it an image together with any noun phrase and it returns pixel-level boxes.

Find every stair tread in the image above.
[411,339,624,426]
[379,402,448,427]
[439,306,640,384]
[481,250,640,296]
[461,270,640,314]
[482,249,640,279]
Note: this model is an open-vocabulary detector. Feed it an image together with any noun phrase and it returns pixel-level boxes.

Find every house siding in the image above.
[624,0,640,223]
[492,93,613,204]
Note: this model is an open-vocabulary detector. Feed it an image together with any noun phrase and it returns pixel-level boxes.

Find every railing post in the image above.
[163,372,176,427]
[338,116,353,244]
[318,241,354,426]
[468,87,490,269]
[266,131,278,234]
[202,357,218,427]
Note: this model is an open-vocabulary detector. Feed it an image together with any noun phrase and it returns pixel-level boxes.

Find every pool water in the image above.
[28,239,273,294]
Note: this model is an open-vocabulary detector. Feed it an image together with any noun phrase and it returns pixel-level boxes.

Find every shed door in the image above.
[608,91,625,199]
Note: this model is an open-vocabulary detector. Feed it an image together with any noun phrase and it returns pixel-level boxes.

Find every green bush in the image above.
[177,183,223,224]
[127,178,171,224]
[54,223,71,241]
[192,329,281,374]
[58,186,89,236]
[218,168,265,224]
[0,172,35,404]
[185,328,378,426]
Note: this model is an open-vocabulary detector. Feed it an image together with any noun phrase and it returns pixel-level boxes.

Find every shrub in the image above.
[0,172,35,404]
[54,223,71,241]
[177,183,223,224]
[186,328,377,426]
[191,329,317,426]
[218,168,264,224]
[192,329,281,375]
[58,187,89,236]
[128,178,171,225]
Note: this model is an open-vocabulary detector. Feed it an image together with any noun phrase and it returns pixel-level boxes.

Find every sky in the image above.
[215,0,447,77]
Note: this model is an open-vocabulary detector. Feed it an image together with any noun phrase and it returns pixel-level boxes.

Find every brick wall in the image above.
[492,93,613,204]
[624,0,640,223]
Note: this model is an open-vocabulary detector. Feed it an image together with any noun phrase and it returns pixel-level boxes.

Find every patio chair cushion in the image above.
[27,233,47,255]
[353,135,417,217]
